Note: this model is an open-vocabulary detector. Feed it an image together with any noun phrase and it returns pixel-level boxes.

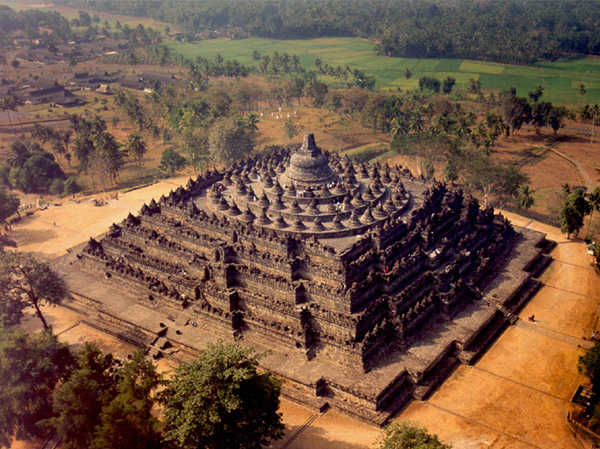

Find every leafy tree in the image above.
[442,76,456,94]
[208,117,254,166]
[468,77,481,94]
[376,421,452,449]
[579,342,600,392]
[9,60,19,69]
[418,76,440,94]
[403,68,412,80]
[531,101,553,134]
[304,79,328,107]
[0,191,19,225]
[283,118,300,144]
[160,340,285,449]
[90,350,162,449]
[3,141,64,193]
[547,105,567,135]
[0,251,68,329]
[466,154,527,207]
[63,177,82,198]
[528,85,544,103]
[182,133,210,174]
[0,326,74,448]
[45,343,119,449]
[78,10,92,27]
[560,188,591,238]
[159,148,188,173]
[503,94,532,135]
[49,179,65,197]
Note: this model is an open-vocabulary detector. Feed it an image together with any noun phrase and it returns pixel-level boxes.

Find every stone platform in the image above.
[56,134,554,425]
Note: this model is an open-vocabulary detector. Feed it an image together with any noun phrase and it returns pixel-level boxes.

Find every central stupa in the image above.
[280,133,337,189]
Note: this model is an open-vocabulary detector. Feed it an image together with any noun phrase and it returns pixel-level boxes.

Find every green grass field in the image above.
[165,37,600,105]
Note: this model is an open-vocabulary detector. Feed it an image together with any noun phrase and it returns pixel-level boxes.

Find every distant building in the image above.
[118,76,143,90]
[19,79,81,106]
[140,71,178,84]
[69,70,116,90]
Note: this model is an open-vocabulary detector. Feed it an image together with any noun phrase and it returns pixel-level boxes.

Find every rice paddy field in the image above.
[165,37,600,105]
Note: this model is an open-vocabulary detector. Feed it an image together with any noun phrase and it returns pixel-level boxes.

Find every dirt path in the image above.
[549,147,595,190]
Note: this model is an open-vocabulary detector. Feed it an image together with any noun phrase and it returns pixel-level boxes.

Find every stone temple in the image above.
[58,133,553,425]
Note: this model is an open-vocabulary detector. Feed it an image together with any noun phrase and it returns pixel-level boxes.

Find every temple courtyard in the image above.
[12,175,599,449]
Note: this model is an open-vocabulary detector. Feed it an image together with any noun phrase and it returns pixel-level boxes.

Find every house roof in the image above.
[34,78,59,89]
[140,71,176,83]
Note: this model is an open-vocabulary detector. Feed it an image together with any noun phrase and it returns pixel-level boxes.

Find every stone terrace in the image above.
[57,133,553,425]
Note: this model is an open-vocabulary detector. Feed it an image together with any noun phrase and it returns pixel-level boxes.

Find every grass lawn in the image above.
[165,37,600,104]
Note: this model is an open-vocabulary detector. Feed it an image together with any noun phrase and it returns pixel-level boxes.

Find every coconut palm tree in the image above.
[245,113,260,133]
[516,185,535,210]
[591,104,599,144]
[62,130,73,167]
[391,116,409,138]
[125,133,147,178]
[410,112,425,134]
[587,186,600,237]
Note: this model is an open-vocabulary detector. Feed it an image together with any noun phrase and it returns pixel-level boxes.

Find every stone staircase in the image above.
[482,295,519,324]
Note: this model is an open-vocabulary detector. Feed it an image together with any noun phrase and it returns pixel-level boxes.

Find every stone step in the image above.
[146,346,162,359]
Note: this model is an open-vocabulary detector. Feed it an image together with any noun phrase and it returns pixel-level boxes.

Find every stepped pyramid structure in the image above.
[58,133,553,425]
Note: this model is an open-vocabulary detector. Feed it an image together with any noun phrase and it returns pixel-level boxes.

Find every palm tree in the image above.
[125,133,147,178]
[390,116,409,138]
[579,84,587,105]
[245,113,260,133]
[516,186,535,210]
[4,94,23,124]
[587,186,600,237]
[252,51,261,61]
[68,113,81,135]
[62,130,73,167]
[403,68,412,80]
[0,97,12,126]
[291,55,301,73]
[410,112,425,134]
[591,104,599,144]
[313,57,323,73]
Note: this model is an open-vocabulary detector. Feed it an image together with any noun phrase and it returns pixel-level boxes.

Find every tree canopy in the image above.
[0,326,74,448]
[45,342,120,449]
[579,342,600,392]
[90,350,162,449]
[560,188,591,238]
[208,117,254,166]
[0,191,19,224]
[53,0,600,64]
[0,251,68,328]
[160,340,285,449]
[376,421,452,449]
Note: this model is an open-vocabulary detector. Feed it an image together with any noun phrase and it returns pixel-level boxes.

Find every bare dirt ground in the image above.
[8,172,599,448]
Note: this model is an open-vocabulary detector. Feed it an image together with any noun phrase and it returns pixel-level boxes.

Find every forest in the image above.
[53,0,600,64]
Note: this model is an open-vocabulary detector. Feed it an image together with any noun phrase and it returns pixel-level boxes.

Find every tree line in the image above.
[54,0,600,64]
[0,6,161,52]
